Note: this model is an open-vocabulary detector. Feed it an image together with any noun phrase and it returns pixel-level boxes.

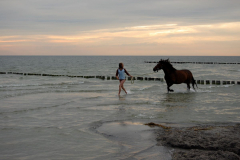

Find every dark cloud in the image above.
[0,0,240,35]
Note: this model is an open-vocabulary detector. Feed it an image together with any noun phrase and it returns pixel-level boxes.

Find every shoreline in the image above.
[148,123,240,160]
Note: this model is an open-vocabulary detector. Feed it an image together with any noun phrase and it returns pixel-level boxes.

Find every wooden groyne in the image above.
[1,72,239,85]
[144,61,240,64]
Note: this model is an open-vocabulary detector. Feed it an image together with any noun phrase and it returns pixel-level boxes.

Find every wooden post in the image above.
[212,80,216,85]
[206,80,210,85]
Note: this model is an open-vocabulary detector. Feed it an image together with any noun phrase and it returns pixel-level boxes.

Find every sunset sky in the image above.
[0,0,240,56]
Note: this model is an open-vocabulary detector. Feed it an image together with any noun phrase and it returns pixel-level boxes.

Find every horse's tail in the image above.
[192,77,198,90]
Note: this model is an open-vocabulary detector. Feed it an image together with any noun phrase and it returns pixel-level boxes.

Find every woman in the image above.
[116,63,132,95]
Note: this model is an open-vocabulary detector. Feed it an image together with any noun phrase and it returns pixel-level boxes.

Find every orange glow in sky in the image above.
[1,0,240,56]
[1,22,240,56]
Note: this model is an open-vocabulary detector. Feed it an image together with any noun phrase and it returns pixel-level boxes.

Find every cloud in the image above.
[0,0,240,55]
[1,22,240,47]
[1,0,240,35]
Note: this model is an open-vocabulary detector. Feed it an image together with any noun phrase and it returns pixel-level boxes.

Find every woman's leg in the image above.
[118,81,122,95]
[120,80,127,94]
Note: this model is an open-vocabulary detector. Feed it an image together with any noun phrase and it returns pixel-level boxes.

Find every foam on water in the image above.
[207,84,235,88]
[126,89,133,94]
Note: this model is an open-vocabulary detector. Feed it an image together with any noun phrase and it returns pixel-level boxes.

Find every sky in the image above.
[0,0,240,56]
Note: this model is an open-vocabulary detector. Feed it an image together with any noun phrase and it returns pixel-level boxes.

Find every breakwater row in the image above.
[1,71,239,85]
[144,61,240,64]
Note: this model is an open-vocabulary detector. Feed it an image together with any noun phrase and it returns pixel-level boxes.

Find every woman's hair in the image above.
[119,63,123,69]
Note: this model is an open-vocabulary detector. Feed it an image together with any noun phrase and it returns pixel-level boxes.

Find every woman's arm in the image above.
[116,69,119,79]
[124,68,132,77]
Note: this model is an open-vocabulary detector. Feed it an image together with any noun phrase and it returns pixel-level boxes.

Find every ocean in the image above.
[0,56,239,160]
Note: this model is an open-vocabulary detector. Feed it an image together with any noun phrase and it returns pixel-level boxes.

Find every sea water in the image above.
[0,56,239,159]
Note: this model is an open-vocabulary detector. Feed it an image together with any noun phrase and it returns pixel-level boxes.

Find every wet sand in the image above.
[148,123,240,160]
[97,121,172,160]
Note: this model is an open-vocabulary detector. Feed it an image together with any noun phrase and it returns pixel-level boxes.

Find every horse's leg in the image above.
[167,83,174,92]
[191,77,197,90]
[191,81,195,90]
[165,77,174,92]
[187,83,190,91]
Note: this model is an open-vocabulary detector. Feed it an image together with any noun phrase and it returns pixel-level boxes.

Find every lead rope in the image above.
[130,72,156,84]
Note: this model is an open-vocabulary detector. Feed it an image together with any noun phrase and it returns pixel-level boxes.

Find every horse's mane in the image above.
[160,59,176,71]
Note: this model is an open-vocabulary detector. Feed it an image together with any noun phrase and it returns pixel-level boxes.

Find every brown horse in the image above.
[153,59,197,92]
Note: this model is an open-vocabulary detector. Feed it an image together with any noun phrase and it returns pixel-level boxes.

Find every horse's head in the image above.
[153,59,167,72]
[153,59,176,72]
[153,62,162,72]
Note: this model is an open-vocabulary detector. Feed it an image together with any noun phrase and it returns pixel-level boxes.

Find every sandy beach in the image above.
[148,123,240,160]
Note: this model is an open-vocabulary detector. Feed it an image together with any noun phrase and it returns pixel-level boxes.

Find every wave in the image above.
[0,81,85,88]
[0,87,116,100]
[0,101,74,115]
[135,113,155,119]
[136,85,161,91]
[0,84,39,88]
[228,69,240,72]
[207,84,234,89]
[195,89,212,93]
[44,81,84,86]
[95,100,161,108]
[85,96,102,100]
[0,90,51,100]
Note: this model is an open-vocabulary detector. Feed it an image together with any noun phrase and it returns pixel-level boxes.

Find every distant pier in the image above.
[1,72,239,85]
[144,61,240,64]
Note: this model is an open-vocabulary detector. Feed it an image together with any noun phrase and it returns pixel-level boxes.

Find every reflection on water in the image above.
[161,92,197,109]
[118,95,126,101]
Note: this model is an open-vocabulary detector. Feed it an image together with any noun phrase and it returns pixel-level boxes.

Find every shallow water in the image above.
[0,56,239,159]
